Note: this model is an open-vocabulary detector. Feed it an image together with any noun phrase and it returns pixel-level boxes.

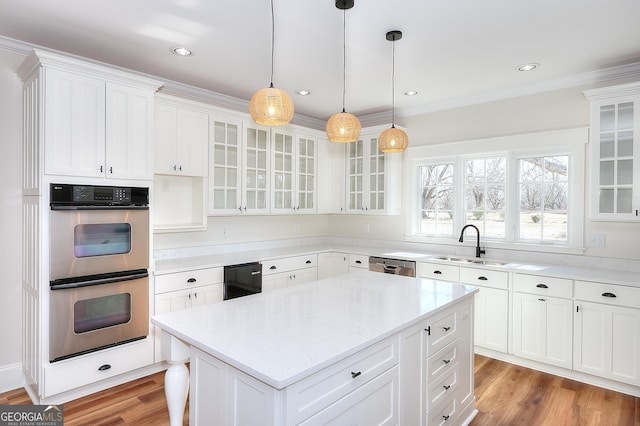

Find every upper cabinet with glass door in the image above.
[345,129,401,215]
[208,116,270,215]
[584,82,640,221]
[270,129,317,214]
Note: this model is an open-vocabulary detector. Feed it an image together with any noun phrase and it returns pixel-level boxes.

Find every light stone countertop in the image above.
[151,270,477,389]
[153,243,640,288]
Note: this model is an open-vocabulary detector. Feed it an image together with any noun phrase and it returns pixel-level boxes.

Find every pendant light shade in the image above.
[249,0,293,126]
[326,0,361,143]
[378,30,408,153]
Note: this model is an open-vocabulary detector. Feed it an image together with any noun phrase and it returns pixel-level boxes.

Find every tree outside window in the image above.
[464,157,506,238]
[418,163,454,236]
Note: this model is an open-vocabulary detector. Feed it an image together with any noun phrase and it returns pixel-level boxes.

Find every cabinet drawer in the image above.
[285,335,399,424]
[459,266,508,289]
[426,339,462,382]
[44,339,153,397]
[348,253,369,269]
[155,267,223,294]
[262,254,317,275]
[575,281,640,308]
[418,262,460,282]
[514,274,573,298]
[425,307,459,356]
[426,365,459,410]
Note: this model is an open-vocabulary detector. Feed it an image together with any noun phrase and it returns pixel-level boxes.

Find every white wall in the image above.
[0,48,26,390]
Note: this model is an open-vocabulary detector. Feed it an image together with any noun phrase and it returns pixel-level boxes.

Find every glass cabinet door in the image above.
[210,119,241,213]
[244,125,269,213]
[297,136,316,212]
[272,131,294,211]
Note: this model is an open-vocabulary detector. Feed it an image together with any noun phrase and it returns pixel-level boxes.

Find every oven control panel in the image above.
[50,183,149,206]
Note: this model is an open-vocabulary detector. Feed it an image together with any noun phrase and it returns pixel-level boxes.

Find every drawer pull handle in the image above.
[443,415,450,421]
[305,260,312,264]
[538,298,546,302]
[443,326,451,332]
[443,359,451,364]
[434,270,442,275]
[478,276,488,281]
[602,292,617,298]
[443,384,451,390]
[98,364,111,371]
[270,265,277,270]
[187,278,197,283]
[536,283,548,288]
[355,260,362,264]
[351,371,362,379]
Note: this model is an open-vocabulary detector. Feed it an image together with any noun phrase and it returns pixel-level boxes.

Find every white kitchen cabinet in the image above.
[317,138,346,214]
[417,261,460,282]
[209,118,271,214]
[345,128,401,215]
[348,253,369,272]
[154,97,209,177]
[262,254,318,291]
[317,252,348,279]
[154,267,224,361]
[573,280,640,386]
[460,266,509,353]
[584,82,640,221]
[39,64,158,180]
[512,274,573,368]
[271,129,317,214]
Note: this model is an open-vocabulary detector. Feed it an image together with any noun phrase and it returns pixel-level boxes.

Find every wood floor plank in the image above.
[1,355,637,425]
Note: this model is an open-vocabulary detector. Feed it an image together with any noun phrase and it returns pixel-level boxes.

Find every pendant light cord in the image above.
[341,9,347,113]
[269,0,275,87]
[391,36,396,127]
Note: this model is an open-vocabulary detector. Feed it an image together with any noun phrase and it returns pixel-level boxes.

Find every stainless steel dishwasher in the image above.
[368,256,416,277]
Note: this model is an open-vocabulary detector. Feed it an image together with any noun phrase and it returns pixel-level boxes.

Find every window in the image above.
[418,163,454,236]
[408,128,586,251]
[518,156,569,241]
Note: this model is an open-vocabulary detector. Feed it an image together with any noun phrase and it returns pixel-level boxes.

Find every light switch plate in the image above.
[589,233,606,248]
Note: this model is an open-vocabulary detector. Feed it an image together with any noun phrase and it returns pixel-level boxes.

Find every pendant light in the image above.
[249,0,294,126]
[326,0,361,143]
[378,30,409,153]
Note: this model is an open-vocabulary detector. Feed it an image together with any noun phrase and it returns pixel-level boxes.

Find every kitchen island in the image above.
[152,270,478,425]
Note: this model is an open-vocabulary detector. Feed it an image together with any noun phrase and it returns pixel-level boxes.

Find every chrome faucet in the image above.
[459,224,485,258]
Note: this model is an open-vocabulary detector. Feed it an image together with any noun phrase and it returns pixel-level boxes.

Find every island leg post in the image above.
[161,331,190,426]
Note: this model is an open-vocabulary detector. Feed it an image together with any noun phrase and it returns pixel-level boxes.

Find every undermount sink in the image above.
[435,256,508,267]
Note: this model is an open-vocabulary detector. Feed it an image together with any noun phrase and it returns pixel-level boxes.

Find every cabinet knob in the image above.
[173,165,177,171]
[98,364,111,371]
[350,371,362,379]
[179,165,182,171]
[443,384,451,390]
[443,359,451,364]
[355,260,362,264]
[270,265,277,270]
[478,276,488,281]
[434,270,442,275]
[305,260,312,264]
[443,326,451,332]
[536,283,549,288]
[99,165,104,173]
[443,415,450,421]
[187,278,197,283]
[109,166,113,174]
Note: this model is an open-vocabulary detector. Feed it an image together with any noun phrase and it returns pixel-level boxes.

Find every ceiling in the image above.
[2,0,640,126]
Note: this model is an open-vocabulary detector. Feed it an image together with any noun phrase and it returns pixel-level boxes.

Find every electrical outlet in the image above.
[363,223,370,233]
[294,224,299,233]
[589,233,605,248]
[222,226,228,239]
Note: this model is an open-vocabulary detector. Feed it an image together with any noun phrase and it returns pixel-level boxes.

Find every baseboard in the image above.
[0,362,25,393]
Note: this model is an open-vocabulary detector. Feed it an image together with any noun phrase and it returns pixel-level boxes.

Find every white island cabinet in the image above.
[153,271,478,426]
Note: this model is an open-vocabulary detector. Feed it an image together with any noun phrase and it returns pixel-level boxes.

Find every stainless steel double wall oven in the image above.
[49,183,150,362]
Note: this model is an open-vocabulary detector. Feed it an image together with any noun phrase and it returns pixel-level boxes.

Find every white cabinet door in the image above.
[209,117,243,214]
[473,286,508,353]
[317,252,348,279]
[584,82,640,221]
[155,101,209,177]
[105,82,154,180]
[242,123,270,214]
[513,292,573,368]
[44,68,106,178]
[345,131,401,215]
[574,300,640,386]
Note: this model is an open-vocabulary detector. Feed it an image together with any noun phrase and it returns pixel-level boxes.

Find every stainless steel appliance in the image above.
[368,256,416,277]
[49,183,150,362]
[224,262,262,300]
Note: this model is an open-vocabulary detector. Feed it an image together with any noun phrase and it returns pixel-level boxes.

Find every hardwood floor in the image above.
[1,355,638,425]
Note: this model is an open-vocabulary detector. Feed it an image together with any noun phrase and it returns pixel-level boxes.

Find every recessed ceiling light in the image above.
[403,90,418,96]
[171,47,193,57]
[296,90,311,96]
[518,63,539,72]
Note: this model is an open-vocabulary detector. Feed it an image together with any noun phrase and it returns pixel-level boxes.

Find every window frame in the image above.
[406,129,586,254]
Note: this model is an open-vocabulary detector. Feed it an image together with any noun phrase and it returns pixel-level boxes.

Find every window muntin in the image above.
[518,156,569,242]
[418,163,454,236]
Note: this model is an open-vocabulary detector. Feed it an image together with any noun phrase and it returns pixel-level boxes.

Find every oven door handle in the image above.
[51,271,148,290]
